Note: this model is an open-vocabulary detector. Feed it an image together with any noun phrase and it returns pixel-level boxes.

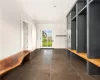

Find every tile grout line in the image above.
[34,58,44,80]
[17,63,32,80]
[70,64,84,80]
[49,53,54,80]
[34,67,41,80]
[49,58,52,80]
[49,63,51,80]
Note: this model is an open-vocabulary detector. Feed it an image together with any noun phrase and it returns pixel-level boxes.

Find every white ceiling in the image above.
[21,0,76,23]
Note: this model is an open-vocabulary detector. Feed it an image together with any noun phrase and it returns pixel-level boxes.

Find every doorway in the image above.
[41,30,53,48]
[23,22,28,50]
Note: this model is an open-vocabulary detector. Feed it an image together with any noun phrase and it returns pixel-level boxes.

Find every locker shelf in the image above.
[76,6,87,53]
[71,15,76,21]
[78,5,87,15]
[71,5,76,19]
[77,0,87,13]
[88,0,100,4]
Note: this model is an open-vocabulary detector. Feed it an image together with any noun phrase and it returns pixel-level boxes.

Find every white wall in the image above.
[32,24,37,50]
[0,0,37,60]
[37,23,67,49]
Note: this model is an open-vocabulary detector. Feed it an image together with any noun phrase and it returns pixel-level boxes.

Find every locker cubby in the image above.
[76,0,87,13]
[88,0,93,3]
[71,18,76,50]
[66,0,100,75]
[88,0,100,4]
[87,0,100,58]
[71,5,76,19]
[76,7,87,53]
[88,0,91,2]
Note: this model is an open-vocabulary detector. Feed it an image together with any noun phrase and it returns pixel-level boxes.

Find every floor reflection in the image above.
[3,49,100,80]
[43,49,53,64]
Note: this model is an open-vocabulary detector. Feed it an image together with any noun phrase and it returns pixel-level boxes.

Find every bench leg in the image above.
[87,61,100,75]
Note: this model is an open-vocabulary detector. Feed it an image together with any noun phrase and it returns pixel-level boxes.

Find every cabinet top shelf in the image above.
[66,0,78,17]
[71,15,76,21]
[66,0,95,17]
[78,5,87,15]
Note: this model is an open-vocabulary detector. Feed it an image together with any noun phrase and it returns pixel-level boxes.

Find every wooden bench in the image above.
[0,50,31,77]
[67,49,100,67]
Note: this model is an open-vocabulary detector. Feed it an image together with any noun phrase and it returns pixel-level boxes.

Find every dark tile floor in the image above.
[2,49,100,80]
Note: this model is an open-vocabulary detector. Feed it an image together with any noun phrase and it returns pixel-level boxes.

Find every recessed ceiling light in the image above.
[54,6,56,7]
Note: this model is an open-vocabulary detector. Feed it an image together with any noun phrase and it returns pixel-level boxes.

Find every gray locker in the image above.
[67,13,71,49]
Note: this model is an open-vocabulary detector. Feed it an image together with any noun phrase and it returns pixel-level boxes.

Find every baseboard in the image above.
[54,48,66,50]
[37,48,66,50]
[40,48,54,49]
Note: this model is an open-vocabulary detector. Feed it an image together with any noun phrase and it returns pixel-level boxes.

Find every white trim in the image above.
[20,14,23,51]
[23,8,34,21]
[20,14,32,51]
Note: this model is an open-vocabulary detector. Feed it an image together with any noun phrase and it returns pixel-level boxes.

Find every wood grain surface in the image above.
[0,50,31,76]
[67,48,100,67]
